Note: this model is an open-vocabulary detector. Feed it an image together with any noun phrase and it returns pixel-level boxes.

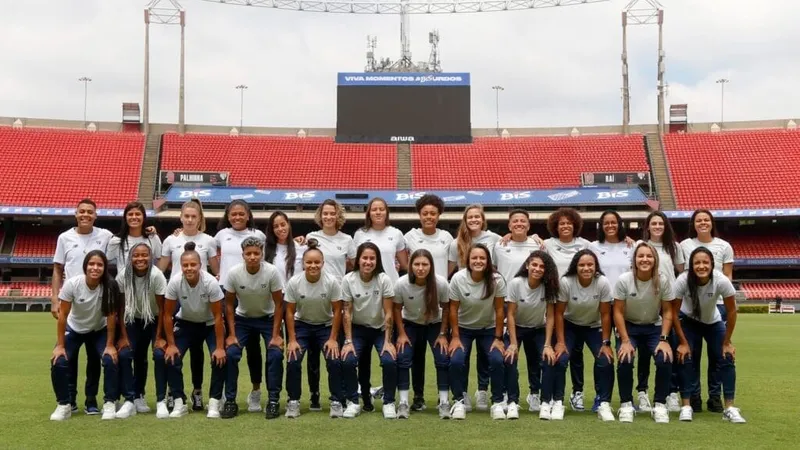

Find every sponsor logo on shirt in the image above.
[373,289,380,296]
[77,297,87,304]
[239,285,246,289]
[300,295,306,299]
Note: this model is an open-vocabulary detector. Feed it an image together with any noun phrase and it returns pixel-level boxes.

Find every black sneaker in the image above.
[265,401,280,419]
[191,389,204,411]
[70,403,78,413]
[707,396,723,413]
[84,397,99,415]
[690,394,703,412]
[220,400,239,419]
[411,397,426,412]
[309,392,322,411]
[167,394,175,412]
[362,396,374,413]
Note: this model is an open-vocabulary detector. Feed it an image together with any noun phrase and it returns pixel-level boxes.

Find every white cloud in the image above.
[0,0,797,128]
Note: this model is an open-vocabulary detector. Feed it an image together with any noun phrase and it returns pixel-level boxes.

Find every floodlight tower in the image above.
[144,0,186,135]
[621,0,665,135]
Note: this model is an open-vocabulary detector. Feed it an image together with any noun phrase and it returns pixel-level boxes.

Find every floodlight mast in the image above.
[144,0,186,135]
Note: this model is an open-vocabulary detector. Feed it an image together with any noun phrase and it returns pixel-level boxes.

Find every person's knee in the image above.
[101,354,117,368]
[226,344,243,362]
[654,352,670,368]
[488,349,504,369]
[52,356,69,370]
[325,356,341,371]
[396,348,413,369]
[267,347,283,363]
[449,349,466,368]
[118,347,134,362]
[380,353,397,369]
[342,354,358,369]
[433,349,450,368]
[556,353,570,369]
[617,358,634,370]
[595,354,613,369]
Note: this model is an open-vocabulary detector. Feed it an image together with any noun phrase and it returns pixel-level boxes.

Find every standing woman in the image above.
[553,249,616,422]
[672,247,745,423]
[503,251,562,421]
[679,209,734,413]
[340,242,397,419]
[394,249,452,418]
[221,237,284,420]
[403,194,454,411]
[307,199,356,281]
[115,243,168,418]
[50,251,122,421]
[215,200,268,413]
[107,201,162,268]
[591,210,632,288]
[354,197,408,283]
[493,209,542,284]
[447,244,507,420]
[612,242,674,423]
[158,242,226,419]
[158,199,219,411]
[284,240,346,418]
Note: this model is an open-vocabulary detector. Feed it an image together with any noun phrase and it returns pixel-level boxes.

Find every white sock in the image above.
[399,390,409,404]
[439,391,449,404]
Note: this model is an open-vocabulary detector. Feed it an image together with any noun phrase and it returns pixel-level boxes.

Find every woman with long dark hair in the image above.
[354,197,407,283]
[592,210,631,288]
[672,247,745,423]
[107,201,162,268]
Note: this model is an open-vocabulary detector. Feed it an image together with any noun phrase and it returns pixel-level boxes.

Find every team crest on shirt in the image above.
[337,246,342,250]
[593,295,599,299]
[96,240,101,245]
[261,284,267,289]
[707,293,713,297]
[355,294,361,298]
[388,237,393,241]
[300,295,306,299]
[226,237,232,241]
[572,296,578,300]
[373,289,380,296]
[77,297,86,304]
[181,296,188,300]
[200,294,209,299]
[72,244,79,248]
[321,293,327,299]
[630,292,637,297]
[239,285,246,290]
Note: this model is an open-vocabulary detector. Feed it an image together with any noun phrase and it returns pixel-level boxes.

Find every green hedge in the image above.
[738,304,768,314]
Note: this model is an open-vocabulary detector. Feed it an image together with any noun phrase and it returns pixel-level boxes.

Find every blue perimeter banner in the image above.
[0,256,52,265]
[0,206,155,217]
[338,72,470,87]
[164,187,646,207]
[664,208,800,219]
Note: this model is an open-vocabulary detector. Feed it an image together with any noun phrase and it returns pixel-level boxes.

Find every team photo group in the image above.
[47,194,747,424]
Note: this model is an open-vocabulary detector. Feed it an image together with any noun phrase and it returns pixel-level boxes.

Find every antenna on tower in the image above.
[365,35,377,72]
[428,30,442,73]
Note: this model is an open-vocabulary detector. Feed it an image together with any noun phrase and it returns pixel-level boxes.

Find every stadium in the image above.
[1,0,798,448]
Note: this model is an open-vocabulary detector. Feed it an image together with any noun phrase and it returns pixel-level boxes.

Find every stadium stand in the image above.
[161,134,397,189]
[740,282,800,301]
[410,135,650,189]
[728,232,800,259]
[12,230,59,257]
[663,130,800,210]
[0,127,144,207]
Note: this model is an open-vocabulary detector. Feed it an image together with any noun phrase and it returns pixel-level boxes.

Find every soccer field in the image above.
[3,313,798,449]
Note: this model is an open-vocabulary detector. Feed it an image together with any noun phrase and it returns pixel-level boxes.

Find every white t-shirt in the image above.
[448,230,502,269]
[272,243,306,287]
[214,228,267,286]
[354,226,406,282]
[640,240,685,286]
[404,228,454,279]
[341,272,395,329]
[284,272,342,326]
[59,275,107,333]
[166,271,224,325]
[448,269,507,330]
[506,277,551,329]
[161,232,218,282]
[54,227,114,279]
[592,240,632,288]
[544,237,592,277]
[680,237,734,304]
[307,230,356,281]
[613,271,674,326]
[557,275,613,328]
[116,267,168,321]
[492,238,542,284]
[393,274,450,325]
[107,234,163,268]
[674,271,735,325]
[223,262,283,318]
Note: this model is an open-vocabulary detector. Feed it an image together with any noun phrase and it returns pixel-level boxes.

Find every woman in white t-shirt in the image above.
[159,242,226,420]
[284,240,345,418]
[354,197,407,283]
[215,200,267,413]
[340,242,397,419]
[672,247,745,424]
[306,199,356,281]
[591,210,632,288]
[447,244,507,420]
[107,201,162,268]
[612,242,675,424]
[49,250,122,421]
[115,242,168,418]
[265,211,306,286]
[553,249,616,422]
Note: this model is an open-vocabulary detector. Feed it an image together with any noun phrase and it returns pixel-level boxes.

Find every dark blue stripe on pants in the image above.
[678,315,736,401]
[286,321,343,403]
[52,326,119,405]
[397,321,450,393]
[225,315,284,403]
[449,327,505,403]
[562,321,614,403]
[615,322,672,404]
[342,325,398,403]
[158,320,225,401]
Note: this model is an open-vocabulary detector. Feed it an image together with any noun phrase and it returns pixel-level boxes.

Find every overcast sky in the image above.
[1,0,797,129]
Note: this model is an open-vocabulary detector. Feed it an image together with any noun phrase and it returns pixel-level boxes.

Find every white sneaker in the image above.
[450,399,466,420]
[463,392,472,412]
[156,401,170,419]
[169,398,188,418]
[475,390,489,412]
[539,401,552,420]
[101,402,116,420]
[502,393,509,410]
[652,402,669,423]
[370,386,384,400]
[527,393,541,412]
[329,401,344,418]
[438,401,451,419]
[285,400,301,419]
[666,392,681,412]
[116,401,137,419]
[207,398,221,419]
[397,402,410,419]
[597,402,615,422]
[134,396,150,413]
[723,406,747,424]
[247,390,262,412]
[618,401,635,423]
[343,401,361,418]
[570,391,585,411]
[490,402,506,420]
[50,404,72,421]
[679,405,693,422]
[506,402,520,420]
[550,400,565,420]
[382,403,397,419]
[637,391,652,412]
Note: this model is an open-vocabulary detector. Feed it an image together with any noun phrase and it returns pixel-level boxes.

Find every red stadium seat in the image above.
[663,130,800,209]
[161,134,397,189]
[12,230,59,257]
[411,135,650,189]
[0,127,145,207]
[729,232,800,259]
[740,282,800,300]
